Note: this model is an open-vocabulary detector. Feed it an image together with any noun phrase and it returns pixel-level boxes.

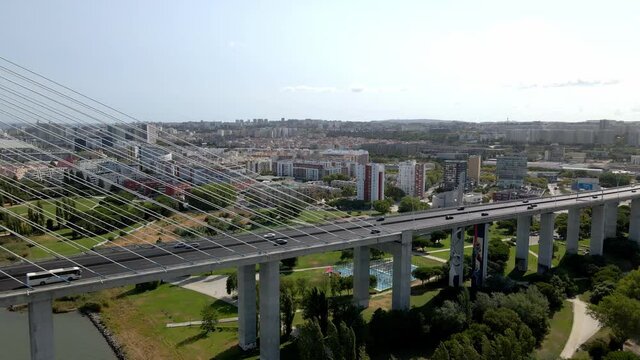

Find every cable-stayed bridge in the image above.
[0,58,639,360]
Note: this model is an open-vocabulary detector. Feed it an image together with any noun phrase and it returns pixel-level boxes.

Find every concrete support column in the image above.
[259,261,280,360]
[537,213,555,274]
[516,215,531,271]
[449,227,465,287]
[391,230,412,310]
[591,204,605,256]
[238,264,257,350]
[629,198,640,245]
[604,202,618,239]
[353,246,370,308]
[28,297,54,360]
[566,207,581,254]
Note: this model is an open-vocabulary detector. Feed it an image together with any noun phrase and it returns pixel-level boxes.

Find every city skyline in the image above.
[2,1,640,122]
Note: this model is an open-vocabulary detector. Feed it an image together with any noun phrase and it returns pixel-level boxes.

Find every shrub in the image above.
[79,302,102,314]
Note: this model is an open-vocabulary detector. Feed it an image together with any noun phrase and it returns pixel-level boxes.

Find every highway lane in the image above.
[0,185,638,293]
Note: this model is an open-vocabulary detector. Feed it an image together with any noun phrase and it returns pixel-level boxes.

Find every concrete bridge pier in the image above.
[604,202,618,239]
[259,261,280,360]
[537,212,555,274]
[449,227,465,287]
[28,296,54,360]
[591,204,605,256]
[516,215,531,271]
[352,245,370,308]
[238,264,257,350]
[630,198,640,245]
[374,231,412,310]
[566,208,581,254]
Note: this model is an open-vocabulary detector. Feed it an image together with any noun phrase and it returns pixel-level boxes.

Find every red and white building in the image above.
[397,160,426,198]
[356,163,385,202]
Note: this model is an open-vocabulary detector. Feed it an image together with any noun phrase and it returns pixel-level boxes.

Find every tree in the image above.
[496,286,550,344]
[384,185,406,202]
[488,238,510,275]
[302,288,329,334]
[591,293,640,341]
[555,213,569,240]
[372,199,392,214]
[280,257,298,269]
[605,351,640,360]
[430,230,448,244]
[186,183,237,211]
[398,196,429,213]
[226,272,237,295]
[200,305,219,334]
[297,320,330,360]
[599,172,632,188]
[281,287,296,339]
[413,266,438,285]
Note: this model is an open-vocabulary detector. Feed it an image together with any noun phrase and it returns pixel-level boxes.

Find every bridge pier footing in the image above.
[591,204,605,256]
[537,213,555,274]
[516,215,531,271]
[630,199,640,245]
[238,264,257,350]
[29,296,54,360]
[449,227,465,287]
[566,208,580,254]
[353,246,370,308]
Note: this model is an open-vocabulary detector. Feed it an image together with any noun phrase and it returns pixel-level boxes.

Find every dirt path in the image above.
[560,298,601,359]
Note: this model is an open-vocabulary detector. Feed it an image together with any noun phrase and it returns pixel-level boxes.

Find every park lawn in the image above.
[295,209,346,224]
[8,196,100,221]
[421,236,451,252]
[98,283,242,360]
[535,300,573,360]
[362,284,444,321]
[505,246,538,275]
[412,255,445,268]
[281,268,329,290]
[295,251,343,269]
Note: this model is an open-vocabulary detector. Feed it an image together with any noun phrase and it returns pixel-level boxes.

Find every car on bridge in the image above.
[445,215,454,220]
[263,233,276,239]
[376,217,385,222]
[273,238,288,246]
[173,242,186,249]
[370,229,381,234]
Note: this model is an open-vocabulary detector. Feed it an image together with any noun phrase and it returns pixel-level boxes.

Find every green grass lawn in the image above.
[428,246,473,260]
[8,196,100,221]
[505,245,538,275]
[97,283,244,360]
[295,209,346,224]
[536,300,573,360]
[295,251,343,268]
[412,255,446,268]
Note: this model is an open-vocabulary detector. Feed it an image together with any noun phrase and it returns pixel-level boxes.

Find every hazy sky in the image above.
[1,1,639,122]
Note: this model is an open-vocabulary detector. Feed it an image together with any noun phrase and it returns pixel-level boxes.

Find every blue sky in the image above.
[1,1,639,122]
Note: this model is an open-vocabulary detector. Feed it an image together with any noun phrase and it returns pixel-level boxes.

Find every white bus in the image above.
[26,267,82,287]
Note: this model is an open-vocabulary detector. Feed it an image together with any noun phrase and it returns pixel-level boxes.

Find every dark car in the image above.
[370,229,381,234]
[187,242,200,249]
[592,195,599,199]
[274,238,288,246]
[632,190,637,193]
[376,217,385,222]
[481,212,489,216]
[531,204,538,208]
[445,215,454,220]
[457,207,465,211]
[522,200,529,203]
[527,205,534,210]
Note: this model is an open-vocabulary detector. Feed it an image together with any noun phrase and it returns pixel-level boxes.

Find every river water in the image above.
[0,307,117,360]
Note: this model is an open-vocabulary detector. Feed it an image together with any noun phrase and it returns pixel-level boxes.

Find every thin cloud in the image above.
[281,85,337,93]
[518,79,620,89]
[282,85,409,94]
